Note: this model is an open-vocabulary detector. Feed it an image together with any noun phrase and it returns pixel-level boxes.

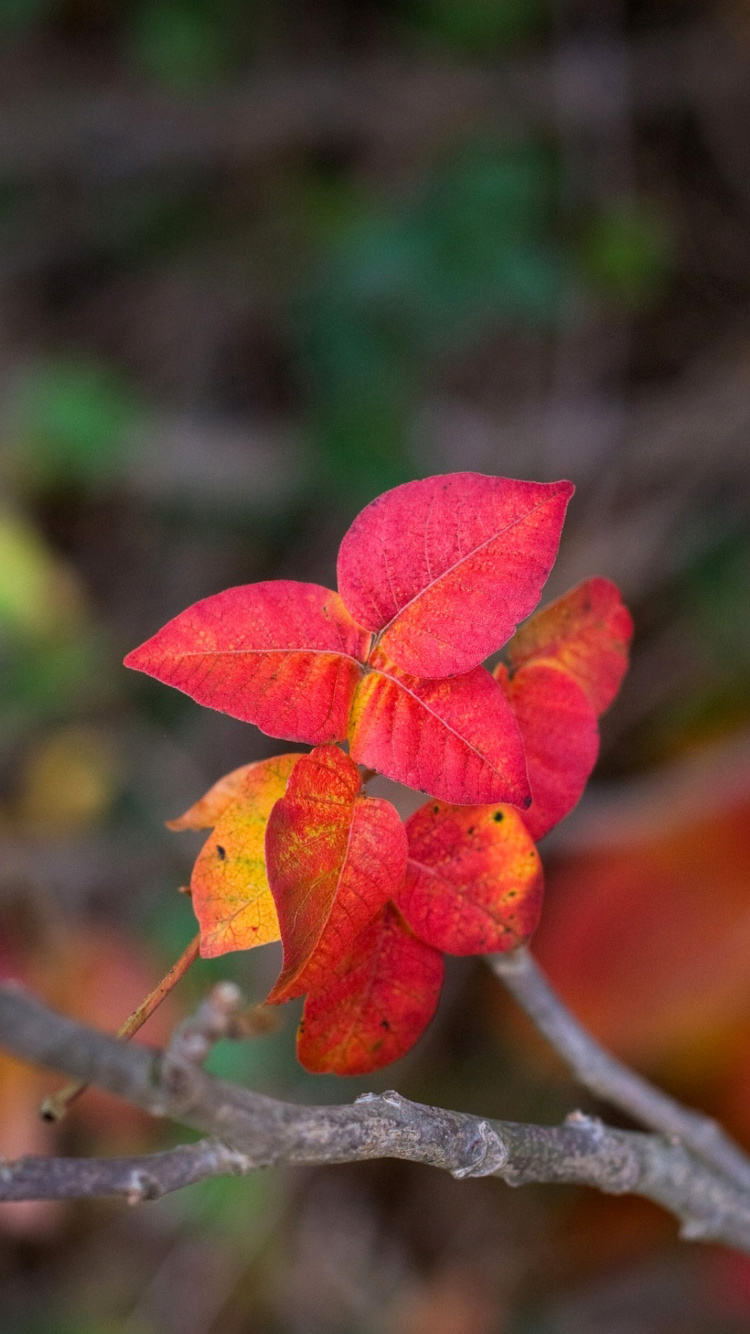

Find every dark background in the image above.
[1,1,750,1330]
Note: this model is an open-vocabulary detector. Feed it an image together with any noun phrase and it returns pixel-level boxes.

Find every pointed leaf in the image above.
[348,646,531,807]
[496,661,599,841]
[186,754,301,958]
[507,577,632,715]
[397,800,543,954]
[167,757,301,831]
[265,745,408,1003]
[298,904,444,1075]
[125,581,371,746]
[337,472,574,677]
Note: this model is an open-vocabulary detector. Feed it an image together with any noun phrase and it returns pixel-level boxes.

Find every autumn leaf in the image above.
[170,754,302,958]
[124,581,372,745]
[349,646,531,807]
[265,746,408,1003]
[495,661,599,841]
[337,473,574,678]
[396,799,543,954]
[493,577,631,839]
[506,576,632,715]
[298,903,444,1075]
[166,758,293,831]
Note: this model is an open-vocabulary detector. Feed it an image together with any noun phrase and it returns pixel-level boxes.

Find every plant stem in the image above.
[39,933,200,1123]
[487,947,750,1193]
[6,981,750,1250]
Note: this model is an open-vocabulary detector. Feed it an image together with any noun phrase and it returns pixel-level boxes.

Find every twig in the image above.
[0,1140,246,1204]
[487,947,750,1194]
[40,933,200,1123]
[3,983,750,1249]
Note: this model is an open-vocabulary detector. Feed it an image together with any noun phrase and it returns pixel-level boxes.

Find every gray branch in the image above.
[0,1140,244,1203]
[3,984,750,1250]
[487,948,750,1194]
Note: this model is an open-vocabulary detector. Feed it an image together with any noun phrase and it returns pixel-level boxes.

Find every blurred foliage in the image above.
[17,725,120,833]
[580,200,674,310]
[0,0,747,1330]
[0,511,83,637]
[0,0,57,33]
[127,0,261,90]
[9,359,143,493]
[410,0,549,53]
[301,141,566,493]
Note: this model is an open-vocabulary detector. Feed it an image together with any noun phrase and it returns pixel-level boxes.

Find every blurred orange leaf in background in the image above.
[530,737,750,1130]
[0,915,182,1236]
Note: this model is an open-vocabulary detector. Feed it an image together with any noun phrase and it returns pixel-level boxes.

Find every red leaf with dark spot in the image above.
[298,904,444,1075]
[397,799,543,954]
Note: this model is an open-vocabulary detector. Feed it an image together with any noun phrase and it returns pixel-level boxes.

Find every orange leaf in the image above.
[265,746,408,1002]
[397,800,543,954]
[349,647,531,807]
[182,754,301,958]
[125,581,371,745]
[496,660,599,841]
[506,577,632,715]
[337,473,574,678]
[167,758,297,831]
[298,903,444,1074]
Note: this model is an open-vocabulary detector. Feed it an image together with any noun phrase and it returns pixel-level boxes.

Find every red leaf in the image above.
[337,472,574,677]
[298,903,444,1075]
[397,800,543,954]
[348,646,531,807]
[265,745,408,1002]
[177,754,301,958]
[507,577,632,715]
[495,661,599,841]
[124,581,371,746]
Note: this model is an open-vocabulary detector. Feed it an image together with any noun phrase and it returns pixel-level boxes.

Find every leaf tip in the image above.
[123,644,149,672]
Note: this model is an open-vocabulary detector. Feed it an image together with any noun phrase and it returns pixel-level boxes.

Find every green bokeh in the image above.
[12,358,143,490]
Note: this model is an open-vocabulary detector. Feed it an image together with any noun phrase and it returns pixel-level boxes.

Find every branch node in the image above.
[125,1170,160,1205]
[452,1119,509,1179]
[165,981,244,1073]
[680,1217,715,1241]
[565,1110,605,1139]
[379,1088,408,1109]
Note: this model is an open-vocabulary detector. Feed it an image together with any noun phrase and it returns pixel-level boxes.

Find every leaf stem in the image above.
[39,933,200,1123]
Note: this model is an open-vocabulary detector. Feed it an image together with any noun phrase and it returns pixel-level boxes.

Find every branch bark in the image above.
[487,948,750,1194]
[3,981,750,1250]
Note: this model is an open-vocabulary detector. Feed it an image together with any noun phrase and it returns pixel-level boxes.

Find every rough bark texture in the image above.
[3,974,750,1251]
[487,948,750,1193]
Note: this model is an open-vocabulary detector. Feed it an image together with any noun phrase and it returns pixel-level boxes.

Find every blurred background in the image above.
[1,0,750,1329]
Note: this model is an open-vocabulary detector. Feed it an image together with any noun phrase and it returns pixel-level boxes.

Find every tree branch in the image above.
[0,1140,245,1203]
[487,948,750,1194]
[3,983,750,1250]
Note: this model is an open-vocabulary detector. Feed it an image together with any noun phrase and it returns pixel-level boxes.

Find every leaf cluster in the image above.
[126,472,632,1073]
